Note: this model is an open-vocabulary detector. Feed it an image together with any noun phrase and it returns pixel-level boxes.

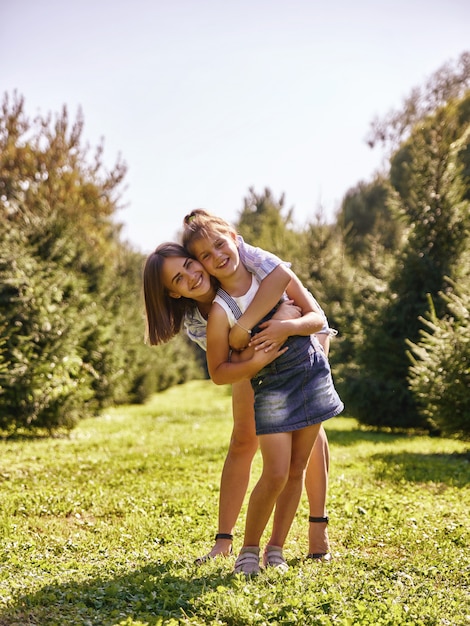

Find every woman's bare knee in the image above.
[228,432,258,458]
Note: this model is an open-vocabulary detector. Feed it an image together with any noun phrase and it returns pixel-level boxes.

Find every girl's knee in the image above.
[261,470,288,494]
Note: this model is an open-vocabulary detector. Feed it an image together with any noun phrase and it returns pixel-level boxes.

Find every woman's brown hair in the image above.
[143,242,197,345]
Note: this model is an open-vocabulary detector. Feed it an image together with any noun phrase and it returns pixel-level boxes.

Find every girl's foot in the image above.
[194,533,233,565]
[263,545,288,573]
[307,515,332,561]
[234,546,260,575]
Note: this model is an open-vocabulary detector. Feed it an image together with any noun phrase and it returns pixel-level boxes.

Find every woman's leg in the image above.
[299,333,332,558]
[266,424,322,550]
[304,425,331,557]
[198,380,258,560]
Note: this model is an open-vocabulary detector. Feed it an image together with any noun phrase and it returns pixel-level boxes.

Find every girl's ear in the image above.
[169,292,181,299]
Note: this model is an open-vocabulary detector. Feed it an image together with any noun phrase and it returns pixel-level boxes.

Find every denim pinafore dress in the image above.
[217,288,344,436]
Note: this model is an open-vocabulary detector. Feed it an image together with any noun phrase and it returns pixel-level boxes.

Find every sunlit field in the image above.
[0,380,468,625]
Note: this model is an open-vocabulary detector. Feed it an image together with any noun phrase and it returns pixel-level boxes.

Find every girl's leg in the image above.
[242,432,293,547]
[305,425,331,558]
[198,380,258,560]
[266,424,322,550]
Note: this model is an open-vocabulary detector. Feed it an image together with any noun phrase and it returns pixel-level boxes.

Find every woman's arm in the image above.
[249,271,324,351]
[316,332,330,357]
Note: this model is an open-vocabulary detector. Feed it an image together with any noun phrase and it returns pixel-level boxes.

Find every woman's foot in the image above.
[234,546,260,575]
[307,515,332,561]
[195,533,233,565]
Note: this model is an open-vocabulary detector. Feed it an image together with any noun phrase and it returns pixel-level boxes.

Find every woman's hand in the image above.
[274,299,302,320]
[230,342,288,370]
[248,319,289,352]
[250,341,289,368]
[249,300,301,352]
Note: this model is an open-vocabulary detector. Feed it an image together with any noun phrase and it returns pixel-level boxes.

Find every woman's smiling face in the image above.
[161,255,213,301]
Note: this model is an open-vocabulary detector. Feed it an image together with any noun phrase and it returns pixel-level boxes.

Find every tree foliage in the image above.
[3,53,469,438]
[407,278,470,438]
[337,176,402,259]
[236,66,470,438]
[0,93,202,434]
[346,88,470,430]
[237,187,302,262]
[367,51,470,149]
[0,229,94,431]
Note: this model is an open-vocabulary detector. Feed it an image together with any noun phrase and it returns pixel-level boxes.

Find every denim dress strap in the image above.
[216,288,243,320]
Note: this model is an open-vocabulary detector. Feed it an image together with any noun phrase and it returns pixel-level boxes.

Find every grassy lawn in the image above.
[0,379,468,626]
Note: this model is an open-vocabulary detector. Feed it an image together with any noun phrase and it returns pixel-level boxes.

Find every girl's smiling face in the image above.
[190,231,240,280]
[161,255,214,301]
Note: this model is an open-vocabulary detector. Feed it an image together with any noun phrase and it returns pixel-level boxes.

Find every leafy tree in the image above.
[237,187,303,262]
[0,95,129,426]
[349,92,470,430]
[338,176,402,259]
[367,51,470,149]
[299,208,396,401]
[0,224,95,432]
[407,278,470,438]
[0,92,202,433]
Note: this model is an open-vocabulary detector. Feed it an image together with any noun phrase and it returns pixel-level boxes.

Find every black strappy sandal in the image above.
[194,533,233,565]
[306,516,332,562]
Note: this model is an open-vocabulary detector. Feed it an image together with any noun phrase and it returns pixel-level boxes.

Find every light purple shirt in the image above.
[184,236,331,351]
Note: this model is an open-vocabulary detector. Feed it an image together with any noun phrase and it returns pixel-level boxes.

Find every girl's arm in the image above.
[229,264,291,350]
[206,303,288,386]
[231,237,330,350]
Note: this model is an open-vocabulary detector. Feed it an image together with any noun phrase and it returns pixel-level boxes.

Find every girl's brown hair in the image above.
[143,242,197,345]
[182,209,237,254]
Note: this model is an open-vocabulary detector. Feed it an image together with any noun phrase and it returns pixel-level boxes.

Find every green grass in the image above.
[0,379,469,626]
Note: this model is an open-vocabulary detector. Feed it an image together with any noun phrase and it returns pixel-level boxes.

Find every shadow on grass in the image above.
[0,560,234,626]
[370,450,470,488]
[325,422,417,447]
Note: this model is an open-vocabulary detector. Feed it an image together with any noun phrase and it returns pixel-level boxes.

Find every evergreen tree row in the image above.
[236,53,470,439]
[1,52,468,438]
[0,93,202,435]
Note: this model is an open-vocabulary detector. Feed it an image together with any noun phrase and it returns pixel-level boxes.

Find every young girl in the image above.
[182,210,344,575]
[143,241,334,566]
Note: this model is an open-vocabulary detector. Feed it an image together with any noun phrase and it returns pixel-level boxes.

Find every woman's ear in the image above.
[169,292,181,299]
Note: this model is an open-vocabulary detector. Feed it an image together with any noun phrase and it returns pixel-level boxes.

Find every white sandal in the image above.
[234,546,260,575]
[263,545,288,573]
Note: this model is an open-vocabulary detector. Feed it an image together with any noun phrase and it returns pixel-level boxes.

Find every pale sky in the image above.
[1,0,469,253]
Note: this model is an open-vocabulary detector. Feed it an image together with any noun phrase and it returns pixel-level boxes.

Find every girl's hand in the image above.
[229,323,251,351]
